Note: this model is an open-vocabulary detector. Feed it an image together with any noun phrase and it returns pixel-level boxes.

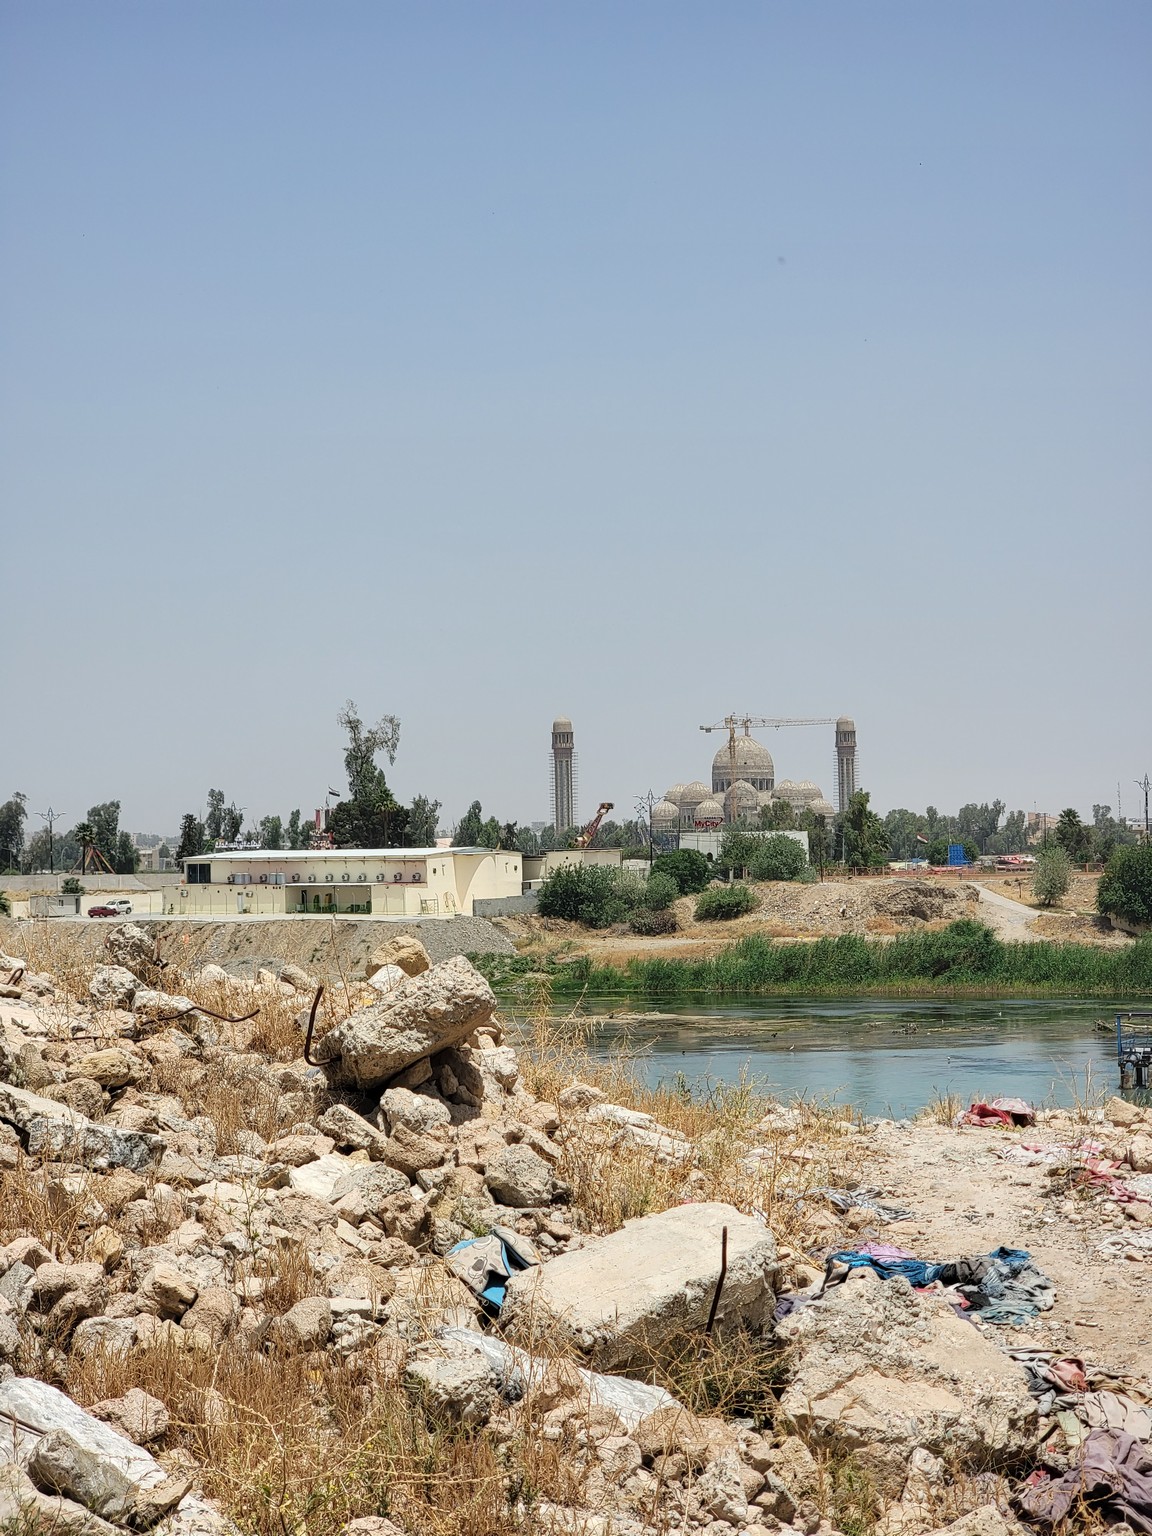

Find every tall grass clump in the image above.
[537,922,1152,998]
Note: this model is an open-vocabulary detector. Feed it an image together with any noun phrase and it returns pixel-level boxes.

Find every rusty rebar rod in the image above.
[705,1225,729,1335]
[302,985,325,1065]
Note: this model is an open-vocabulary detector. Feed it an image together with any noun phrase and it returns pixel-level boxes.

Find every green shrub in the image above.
[1032,845,1071,907]
[651,849,712,894]
[751,834,807,882]
[629,907,678,935]
[718,830,807,881]
[0,891,8,918]
[1098,844,1152,928]
[695,884,758,921]
[61,877,84,896]
[537,865,640,928]
[641,872,679,911]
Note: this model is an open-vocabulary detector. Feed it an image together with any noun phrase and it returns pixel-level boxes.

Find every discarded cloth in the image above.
[961,1097,1035,1128]
[826,1251,945,1288]
[1081,1391,1152,1443]
[446,1226,540,1310]
[999,1138,1104,1168]
[816,1186,914,1222]
[826,1245,1055,1327]
[1017,1428,1152,1531]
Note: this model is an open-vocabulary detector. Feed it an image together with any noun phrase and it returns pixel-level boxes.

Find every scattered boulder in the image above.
[88,967,139,1009]
[379,1086,452,1136]
[271,1296,332,1351]
[0,1081,162,1171]
[138,1262,198,1318]
[1127,1133,1152,1174]
[776,1269,1039,1498]
[485,1143,567,1207]
[314,956,496,1089]
[316,1103,388,1158]
[405,1335,500,1426]
[365,934,431,981]
[132,989,198,1023]
[279,964,316,991]
[89,1389,169,1446]
[103,924,160,975]
[0,1461,121,1536]
[382,1122,449,1179]
[69,1049,143,1090]
[1105,1095,1142,1128]
[504,1202,777,1370]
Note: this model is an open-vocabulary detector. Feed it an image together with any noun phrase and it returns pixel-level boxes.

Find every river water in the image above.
[570,996,1148,1118]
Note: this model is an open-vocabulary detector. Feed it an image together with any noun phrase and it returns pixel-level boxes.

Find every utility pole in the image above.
[635,791,658,872]
[36,807,61,874]
[1136,775,1151,844]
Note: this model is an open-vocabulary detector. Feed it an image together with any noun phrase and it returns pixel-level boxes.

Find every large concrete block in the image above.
[313,955,495,1089]
[502,1201,777,1370]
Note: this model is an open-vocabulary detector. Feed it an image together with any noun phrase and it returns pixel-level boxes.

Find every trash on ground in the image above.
[960,1097,1035,1128]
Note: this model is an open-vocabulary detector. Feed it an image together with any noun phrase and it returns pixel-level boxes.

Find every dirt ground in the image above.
[495,874,1129,965]
[861,1116,1152,1378]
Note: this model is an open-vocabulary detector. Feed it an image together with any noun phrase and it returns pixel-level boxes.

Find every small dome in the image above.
[774,779,800,799]
[651,799,680,829]
[552,715,573,730]
[792,780,822,803]
[680,781,711,808]
[693,797,725,826]
[811,798,836,817]
[664,783,687,807]
[724,780,759,819]
[836,716,855,730]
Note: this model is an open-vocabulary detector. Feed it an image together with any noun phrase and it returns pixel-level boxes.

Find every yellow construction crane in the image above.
[699,715,839,810]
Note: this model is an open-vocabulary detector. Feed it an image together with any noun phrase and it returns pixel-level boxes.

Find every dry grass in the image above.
[0,1153,103,1259]
[65,1336,591,1536]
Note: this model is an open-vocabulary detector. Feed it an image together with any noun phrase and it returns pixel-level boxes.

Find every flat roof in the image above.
[183,846,503,863]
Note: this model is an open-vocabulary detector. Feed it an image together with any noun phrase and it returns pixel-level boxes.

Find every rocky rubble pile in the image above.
[0,928,1066,1536]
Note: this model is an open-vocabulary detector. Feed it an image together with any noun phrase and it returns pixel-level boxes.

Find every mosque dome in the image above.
[552,715,573,730]
[651,799,680,830]
[792,780,822,803]
[811,797,836,818]
[664,784,687,808]
[724,780,759,820]
[680,781,711,809]
[693,796,725,827]
[712,735,775,794]
[773,779,801,806]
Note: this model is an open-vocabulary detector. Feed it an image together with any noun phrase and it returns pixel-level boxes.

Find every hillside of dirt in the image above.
[0,913,514,983]
[496,877,984,965]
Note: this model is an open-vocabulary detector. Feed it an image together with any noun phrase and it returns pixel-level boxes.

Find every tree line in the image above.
[0,793,142,875]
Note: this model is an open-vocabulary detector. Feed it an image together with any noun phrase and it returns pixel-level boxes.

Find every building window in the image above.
[187,863,211,885]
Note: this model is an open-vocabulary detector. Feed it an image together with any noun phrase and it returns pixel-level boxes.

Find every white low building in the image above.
[169,847,523,918]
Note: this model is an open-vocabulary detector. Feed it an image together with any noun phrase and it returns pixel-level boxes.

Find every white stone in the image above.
[503,1202,777,1370]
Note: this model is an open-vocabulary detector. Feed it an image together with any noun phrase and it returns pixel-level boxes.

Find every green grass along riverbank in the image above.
[473,919,1152,1000]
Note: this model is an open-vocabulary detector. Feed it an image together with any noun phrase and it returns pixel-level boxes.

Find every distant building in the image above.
[658,725,840,836]
[550,716,577,833]
[171,846,523,918]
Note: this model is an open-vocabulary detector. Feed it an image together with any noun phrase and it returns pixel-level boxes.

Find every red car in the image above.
[87,903,132,918]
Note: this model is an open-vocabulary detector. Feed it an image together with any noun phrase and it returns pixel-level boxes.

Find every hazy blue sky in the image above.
[3,2,1149,836]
